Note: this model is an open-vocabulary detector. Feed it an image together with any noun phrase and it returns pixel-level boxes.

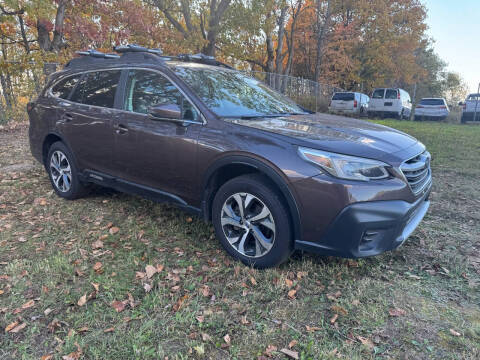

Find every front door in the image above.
[113,69,203,204]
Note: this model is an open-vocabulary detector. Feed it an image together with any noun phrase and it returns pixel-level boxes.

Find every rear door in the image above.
[57,69,121,175]
[369,89,385,111]
[113,68,203,203]
[384,89,399,111]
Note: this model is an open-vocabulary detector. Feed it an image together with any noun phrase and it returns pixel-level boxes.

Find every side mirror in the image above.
[458,101,464,106]
[148,103,181,120]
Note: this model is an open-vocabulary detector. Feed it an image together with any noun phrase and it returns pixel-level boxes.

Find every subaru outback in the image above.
[28,45,432,268]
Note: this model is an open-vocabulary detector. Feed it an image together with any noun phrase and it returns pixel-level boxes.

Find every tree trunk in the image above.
[314,0,333,82]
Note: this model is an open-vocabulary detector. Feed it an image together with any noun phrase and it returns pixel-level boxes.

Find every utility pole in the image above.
[474,82,480,122]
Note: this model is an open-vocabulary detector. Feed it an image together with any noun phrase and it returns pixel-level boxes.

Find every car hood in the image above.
[227,113,421,162]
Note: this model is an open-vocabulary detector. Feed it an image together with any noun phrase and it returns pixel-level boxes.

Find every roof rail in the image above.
[113,44,163,55]
[76,49,120,59]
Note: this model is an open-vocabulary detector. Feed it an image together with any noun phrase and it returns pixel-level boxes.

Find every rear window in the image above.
[385,89,398,99]
[332,93,354,101]
[419,99,445,106]
[372,89,384,99]
[51,75,81,99]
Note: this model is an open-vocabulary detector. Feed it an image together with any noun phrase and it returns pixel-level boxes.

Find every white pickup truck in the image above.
[459,93,480,123]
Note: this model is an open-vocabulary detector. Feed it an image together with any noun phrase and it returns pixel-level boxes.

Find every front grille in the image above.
[400,150,431,195]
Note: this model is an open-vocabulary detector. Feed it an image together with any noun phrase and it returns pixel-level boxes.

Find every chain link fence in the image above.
[242,70,344,113]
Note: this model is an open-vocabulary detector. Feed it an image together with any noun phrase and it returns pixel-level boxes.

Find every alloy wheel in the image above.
[50,150,72,192]
[220,192,276,258]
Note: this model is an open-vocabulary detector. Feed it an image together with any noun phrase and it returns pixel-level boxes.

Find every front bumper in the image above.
[295,185,431,258]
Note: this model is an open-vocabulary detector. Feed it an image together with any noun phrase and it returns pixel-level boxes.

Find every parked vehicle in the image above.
[368,88,412,119]
[28,45,432,268]
[414,98,449,121]
[459,93,480,123]
[329,92,369,116]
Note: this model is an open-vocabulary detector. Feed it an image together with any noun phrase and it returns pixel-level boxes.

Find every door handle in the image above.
[115,124,129,135]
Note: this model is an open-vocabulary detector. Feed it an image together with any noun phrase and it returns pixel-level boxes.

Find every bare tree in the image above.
[314,0,333,82]
[36,0,68,52]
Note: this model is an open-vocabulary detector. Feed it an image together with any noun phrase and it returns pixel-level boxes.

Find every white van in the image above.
[368,88,412,119]
[329,92,369,116]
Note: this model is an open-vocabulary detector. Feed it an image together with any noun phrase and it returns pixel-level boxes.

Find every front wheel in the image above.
[212,174,293,268]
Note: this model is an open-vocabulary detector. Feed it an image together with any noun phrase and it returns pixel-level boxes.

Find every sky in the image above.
[424,0,480,93]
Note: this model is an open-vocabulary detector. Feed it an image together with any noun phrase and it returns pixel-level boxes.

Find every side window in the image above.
[79,70,121,108]
[124,69,199,121]
[51,75,81,99]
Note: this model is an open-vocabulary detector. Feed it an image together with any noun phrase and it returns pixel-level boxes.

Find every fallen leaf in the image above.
[62,342,82,360]
[10,322,27,333]
[186,217,193,223]
[330,313,339,324]
[77,294,87,307]
[306,325,321,332]
[13,299,35,314]
[5,321,19,332]
[77,326,89,333]
[285,278,293,288]
[93,262,103,273]
[143,283,152,293]
[109,226,119,235]
[103,327,115,333]
[196,315,204,323]
[331,305,348,315]
[264,344,277,356]
[240,315,250,325]
[91,282,99,292]
[288,340,298,349]
[145,265,157,279]
[156,264,164,272]
[287,289,297,299]
[201,285,210,297]
[92,240,103,249]
[326,291,342,301]
[111,300,126,313]
[223,334,231,344]
[202,332,212,341]
[172,294,189,312]
[44,308,53,316]
[41,355,53,360]
[357,336,374,350]
[280,348,299,359]
[250,277,257,286]
[449,328,461,337]
[389,308,406,317]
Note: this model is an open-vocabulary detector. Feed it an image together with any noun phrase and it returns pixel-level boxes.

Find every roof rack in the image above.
[66,45,233,70]
[113,44,163,55]
[76,49,120,59]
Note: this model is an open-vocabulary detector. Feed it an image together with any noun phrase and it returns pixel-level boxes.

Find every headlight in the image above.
[298,147,390,181]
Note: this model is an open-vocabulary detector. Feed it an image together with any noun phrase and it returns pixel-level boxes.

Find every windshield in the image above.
[171,64,307,117]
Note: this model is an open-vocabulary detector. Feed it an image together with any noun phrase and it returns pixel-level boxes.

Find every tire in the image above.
[397,109,403,120]
[46,141,88,200]
[212,174,293,268]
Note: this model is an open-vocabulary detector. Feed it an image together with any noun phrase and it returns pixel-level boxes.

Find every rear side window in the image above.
[332,93,354,101]
[372,89,384,99]
[71,70,121,108]
[51,75,81,99]
[419,99,445,106]
[385,89,398,99]
[467,94,480,101]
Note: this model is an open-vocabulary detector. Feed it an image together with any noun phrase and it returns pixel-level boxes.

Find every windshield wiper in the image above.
[238,112,307,120]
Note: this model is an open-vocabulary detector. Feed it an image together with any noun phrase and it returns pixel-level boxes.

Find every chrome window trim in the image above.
[47,66,207,125]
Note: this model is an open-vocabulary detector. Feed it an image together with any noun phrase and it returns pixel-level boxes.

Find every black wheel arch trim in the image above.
[42,131,79,169]
[201,154,302,241]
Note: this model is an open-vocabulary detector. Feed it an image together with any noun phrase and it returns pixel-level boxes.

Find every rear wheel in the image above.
[212,174,293,268]
[47,142,87,199]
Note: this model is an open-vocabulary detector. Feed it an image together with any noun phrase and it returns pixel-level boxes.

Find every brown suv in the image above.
[28,45,432,268]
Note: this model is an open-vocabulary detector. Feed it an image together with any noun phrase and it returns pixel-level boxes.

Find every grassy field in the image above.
[1,120,479,359]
